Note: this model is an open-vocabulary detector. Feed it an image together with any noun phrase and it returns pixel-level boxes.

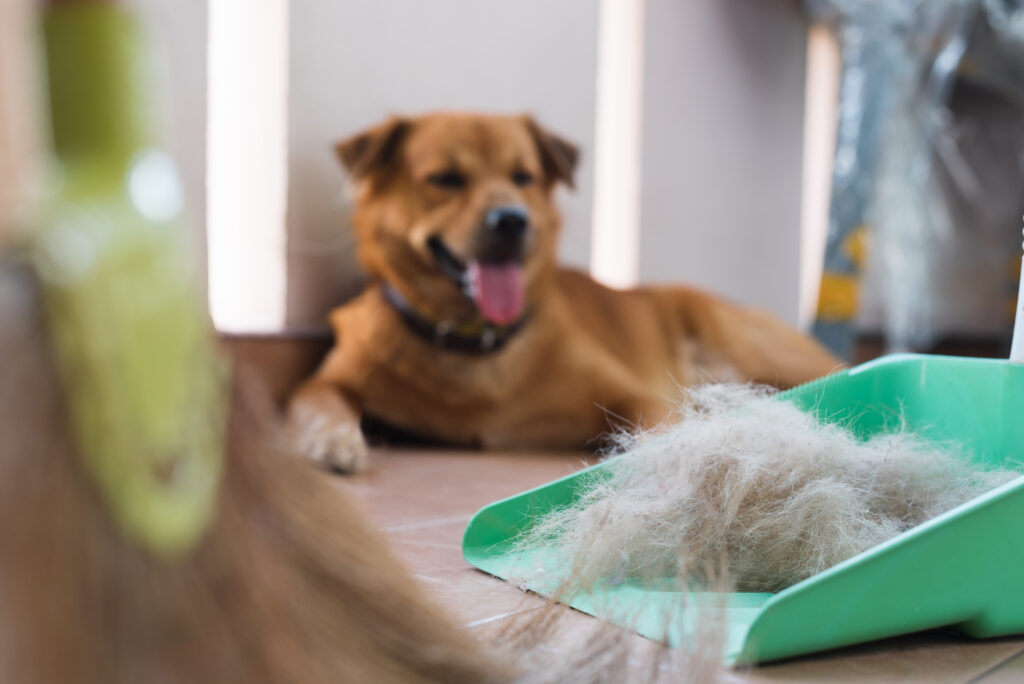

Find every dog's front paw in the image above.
[293,417,370,474]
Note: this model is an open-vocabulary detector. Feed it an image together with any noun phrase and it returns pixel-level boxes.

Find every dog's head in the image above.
[337,112,577,326]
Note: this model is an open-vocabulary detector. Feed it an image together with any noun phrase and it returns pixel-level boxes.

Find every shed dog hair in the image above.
[515,384,1019,595]
[288,112,842,472]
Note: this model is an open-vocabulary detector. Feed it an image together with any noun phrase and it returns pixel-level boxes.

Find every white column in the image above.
[798,24,841,331]
[207,0,288,332]
[590,0,645,290]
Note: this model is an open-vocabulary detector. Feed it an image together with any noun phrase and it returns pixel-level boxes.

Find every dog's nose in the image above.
[484,205,529,242]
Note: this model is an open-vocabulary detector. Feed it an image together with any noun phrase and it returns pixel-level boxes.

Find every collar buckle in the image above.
[481,327,497,350]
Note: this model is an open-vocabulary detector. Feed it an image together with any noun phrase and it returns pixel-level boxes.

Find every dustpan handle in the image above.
[1012,225,1024,363]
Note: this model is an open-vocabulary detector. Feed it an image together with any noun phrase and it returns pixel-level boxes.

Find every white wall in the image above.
[0,0,207,262]
[5,2,815,334]
[0,0,40,238]
[147,0,808,331]
[639,0,808,326]
[133,0,208,285]
[286,0,599,328]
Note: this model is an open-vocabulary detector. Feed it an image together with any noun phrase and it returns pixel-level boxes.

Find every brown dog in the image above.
[288,112,841,472]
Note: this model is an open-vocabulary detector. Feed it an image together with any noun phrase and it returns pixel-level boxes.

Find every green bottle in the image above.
[34,2,224,558]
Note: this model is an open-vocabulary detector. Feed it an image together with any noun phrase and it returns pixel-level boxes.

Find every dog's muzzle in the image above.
[425,204,532,326]
[475,205,530,264]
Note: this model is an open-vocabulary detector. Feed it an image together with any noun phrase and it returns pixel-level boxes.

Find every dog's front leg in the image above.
[287,381,369,474]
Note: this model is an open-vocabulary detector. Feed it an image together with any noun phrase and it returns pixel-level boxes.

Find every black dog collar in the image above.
[382,284,529,355]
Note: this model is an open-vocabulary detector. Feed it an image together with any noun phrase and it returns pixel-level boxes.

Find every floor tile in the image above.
[972,648,1024,683]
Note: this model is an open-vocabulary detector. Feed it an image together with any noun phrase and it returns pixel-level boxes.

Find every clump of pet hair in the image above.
[519,384,1020,594]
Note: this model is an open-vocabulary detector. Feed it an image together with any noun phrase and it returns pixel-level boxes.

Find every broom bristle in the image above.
[1,260,735,683]
[0,262,512,683]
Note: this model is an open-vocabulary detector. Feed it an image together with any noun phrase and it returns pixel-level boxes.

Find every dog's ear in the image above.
[334,116,410,183]
[523,116,579,190]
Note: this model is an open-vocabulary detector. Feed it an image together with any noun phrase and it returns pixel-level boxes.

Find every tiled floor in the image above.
[334,449,1024,683]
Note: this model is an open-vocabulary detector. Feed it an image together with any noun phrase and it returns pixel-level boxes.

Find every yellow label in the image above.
[841,225,869,270]
[816,273,860,321]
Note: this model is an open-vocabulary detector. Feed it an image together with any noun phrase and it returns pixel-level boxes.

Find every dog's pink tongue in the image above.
[467,261,525,325]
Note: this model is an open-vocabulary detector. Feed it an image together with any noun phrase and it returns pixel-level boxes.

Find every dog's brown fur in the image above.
[289,112,841,471]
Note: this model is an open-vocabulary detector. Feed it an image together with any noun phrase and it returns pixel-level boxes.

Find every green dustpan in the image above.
[463,348,1024,663]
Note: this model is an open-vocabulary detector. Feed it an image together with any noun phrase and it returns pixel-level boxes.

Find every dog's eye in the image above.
[427,171,466,190]
[511,170,534,187]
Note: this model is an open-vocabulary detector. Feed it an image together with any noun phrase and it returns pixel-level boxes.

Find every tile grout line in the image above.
[383,513,473,533]
[963,645,1024,684]
[464,606,542,629]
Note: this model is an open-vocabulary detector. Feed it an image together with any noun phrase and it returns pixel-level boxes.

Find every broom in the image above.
[0,1,508,681]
